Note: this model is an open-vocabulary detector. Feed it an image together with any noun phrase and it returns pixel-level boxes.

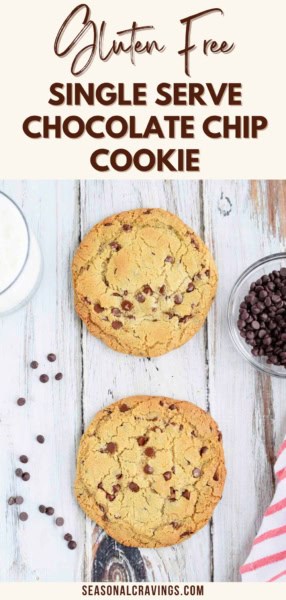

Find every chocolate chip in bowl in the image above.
[228,253,286,377]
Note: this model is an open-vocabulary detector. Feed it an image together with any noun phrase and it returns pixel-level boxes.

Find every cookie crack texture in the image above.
[75,396,226,548]
[72,208,218,357]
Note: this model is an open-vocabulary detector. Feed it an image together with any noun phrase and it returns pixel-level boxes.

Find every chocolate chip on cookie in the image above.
[119,404,130,413]
[144,465,154,474]
[129,482,140,492]
[94,304,104,314]
[192,468,202,478]
[182,490,191,500]
[144,447,156,458]
[121,300,133,311]
[103,442,117,454]
[137,436,149,446]
[112,321,123,330]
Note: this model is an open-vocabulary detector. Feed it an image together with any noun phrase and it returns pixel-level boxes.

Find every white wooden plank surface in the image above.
[0,179,285,582]
[203,180,286,581]
[0,181,84,582]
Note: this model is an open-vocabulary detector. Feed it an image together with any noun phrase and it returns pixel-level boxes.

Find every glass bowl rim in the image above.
[0,191,30,296]
[227,252,286,378]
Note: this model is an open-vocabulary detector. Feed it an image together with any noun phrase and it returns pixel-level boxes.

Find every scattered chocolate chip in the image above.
[116,474,123,480]
[144,447,155,458]
[47,353,56,362]
[17,398,26,406]
[122,224,132,231]
[37,435,45,444]
[30,361,39,369]
[15,496,24,505]
[143,465,154,474]
[55,372,63,381]
[187,283,195,293]
[104,222,112,227]
[137,436,149,446]
[169,404,176,411]
[192,468,201,478]
[46,507,54,516]
[218,431,223,442]
[159,285,166,295]
[56,517,64,526]
[121,300,133,311]
[200,447,208,457]
[135,293,145,303]
[182,490,191,500]
[22,472,30,481]
[19,512,28,521]
[174,294,183,305]
[112,321,123,330]
[19,455,28,464]
[111,308,121,317]
[205,270,210,277]
[129,482,140,492]
[171,522,181,530]
[94,304,104,314]
[64,533,73,541]
[8,497,15,505]
[15,468,23,477]
[165,256,175,264]
[163,471,172,481]
[143,285,153,295]
[39,505,46,513]
[119,404,130,412]
[40,374,49,383]
[68,540,77,550]
[109,241,121,252]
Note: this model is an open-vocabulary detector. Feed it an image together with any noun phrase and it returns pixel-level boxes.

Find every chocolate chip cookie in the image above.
[72,209,218,357]
[75,396,226,548]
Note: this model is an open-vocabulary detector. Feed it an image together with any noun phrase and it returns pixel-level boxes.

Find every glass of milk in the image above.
[0,191,42,315]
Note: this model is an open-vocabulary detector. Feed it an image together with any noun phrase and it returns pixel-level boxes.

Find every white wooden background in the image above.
[0,180,285,583]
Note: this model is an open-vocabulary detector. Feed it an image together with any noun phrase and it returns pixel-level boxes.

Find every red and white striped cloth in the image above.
[240,437,286,582]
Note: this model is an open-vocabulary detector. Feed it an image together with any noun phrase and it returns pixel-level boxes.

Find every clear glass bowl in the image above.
[228,253,286,378]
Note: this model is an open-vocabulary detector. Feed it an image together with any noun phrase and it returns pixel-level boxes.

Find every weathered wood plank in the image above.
[203,180,285,581]
[79,180,211,582]
[0,181,84,581]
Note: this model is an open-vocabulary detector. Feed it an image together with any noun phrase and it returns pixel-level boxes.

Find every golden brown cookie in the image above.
[72,208,218,357]
[75,396,226,548]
